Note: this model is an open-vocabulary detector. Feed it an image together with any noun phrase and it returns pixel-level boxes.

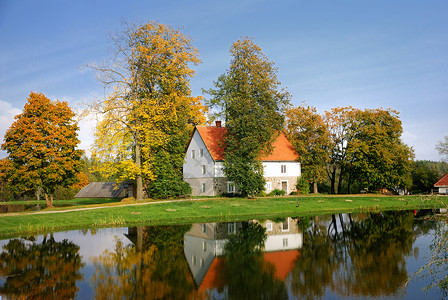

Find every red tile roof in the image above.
[196,126,299,162]
[198,250,301,291]
[434,172,448,187]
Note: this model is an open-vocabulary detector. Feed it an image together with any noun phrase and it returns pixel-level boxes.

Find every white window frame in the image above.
[202,223,207,233]
[202,241,207,251]
[281,164,286,173]
[266,222,273,232]
[228,222,236,235]
[282,218,290,232]
[192,255,197,266]
[202,182,206,193]
[227,181,235,193]
[265,182,272,191]
[202,165,206,175]
[283,238,288,247]
[199,148,204,157]
[191,150,195,159]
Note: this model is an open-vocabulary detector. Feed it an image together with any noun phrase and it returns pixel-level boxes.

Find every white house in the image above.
[434,172,448,195]
[183,121,301,196]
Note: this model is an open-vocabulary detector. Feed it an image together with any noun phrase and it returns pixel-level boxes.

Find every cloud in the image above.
[0,100,22,158]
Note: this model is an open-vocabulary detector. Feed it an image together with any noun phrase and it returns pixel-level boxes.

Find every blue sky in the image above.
[0,0,447,161]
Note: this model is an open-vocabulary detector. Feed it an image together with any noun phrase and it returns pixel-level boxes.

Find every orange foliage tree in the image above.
[1,92,82,207]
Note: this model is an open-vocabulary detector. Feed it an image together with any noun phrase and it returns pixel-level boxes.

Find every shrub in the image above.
[296,176,310,195]
[268,189,286,196]
[290,191,298,195]
[54,186,78,200]
[146,179,191,199]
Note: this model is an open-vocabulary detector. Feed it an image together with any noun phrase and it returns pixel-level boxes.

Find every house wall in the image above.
[263,161,301,177]
[438,187,448,194]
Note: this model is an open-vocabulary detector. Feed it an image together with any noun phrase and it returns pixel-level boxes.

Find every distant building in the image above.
[74,182,133,198]
[183,121,301,196]
[434,173,448,195]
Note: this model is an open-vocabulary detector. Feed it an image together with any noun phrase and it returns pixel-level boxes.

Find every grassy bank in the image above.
[0,194,445,239]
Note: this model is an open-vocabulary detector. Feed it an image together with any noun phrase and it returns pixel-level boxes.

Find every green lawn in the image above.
[0,194,445,239]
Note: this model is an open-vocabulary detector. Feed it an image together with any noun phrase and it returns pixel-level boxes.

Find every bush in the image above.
[146,179,191,199]
[0,190,14,202]
[268,189,286,196]
[290,191,298,195]
[257,191,267,197]
[296,176,310,195]
[54,186,78,200]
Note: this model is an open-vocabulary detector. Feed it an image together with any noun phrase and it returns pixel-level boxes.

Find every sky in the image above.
[0,0,447,161]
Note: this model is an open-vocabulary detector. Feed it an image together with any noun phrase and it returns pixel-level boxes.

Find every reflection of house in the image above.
[75,182,133,198]
[183,121,301,196]
[434,173,448,195]
[184,218,302,291]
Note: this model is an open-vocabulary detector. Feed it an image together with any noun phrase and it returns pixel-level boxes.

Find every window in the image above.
[202,223,207,233]
[227,182,235,193]
[282,218,289,232]
[265,182,272,191]
[266,222,273,232]
[283,238,288,247]
[202,182,206,193]
[228,222,236,235]
[191,150,195,159]
[200,258,204,267]
[202,165,206,175]
[202,241,207,251]
[199,149,204,157]
[281,164,286,173]
[192,256,197,266]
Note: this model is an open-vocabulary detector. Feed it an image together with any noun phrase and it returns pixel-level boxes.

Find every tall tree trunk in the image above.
[135,140,143,201]
[313,181,318,194]
[330,170,336,194]
[337,167,344,194]
[44,193,54,208]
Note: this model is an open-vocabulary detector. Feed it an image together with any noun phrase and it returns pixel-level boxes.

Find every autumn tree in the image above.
[89,21,206,200]
[205,37,290,196]
[285,105,330,193]
[1,92,82,207]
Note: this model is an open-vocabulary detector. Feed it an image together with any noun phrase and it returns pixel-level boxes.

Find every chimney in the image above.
[215,120,222,128]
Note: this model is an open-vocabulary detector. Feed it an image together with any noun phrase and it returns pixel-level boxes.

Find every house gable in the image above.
[434,172,448,187]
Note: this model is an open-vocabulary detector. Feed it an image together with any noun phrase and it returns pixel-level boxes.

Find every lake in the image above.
[0,209,446,299]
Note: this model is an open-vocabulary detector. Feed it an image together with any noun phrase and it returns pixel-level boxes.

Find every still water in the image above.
[0,210,446,299]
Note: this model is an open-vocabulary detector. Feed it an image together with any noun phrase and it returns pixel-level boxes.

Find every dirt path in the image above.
[0,198,211,217]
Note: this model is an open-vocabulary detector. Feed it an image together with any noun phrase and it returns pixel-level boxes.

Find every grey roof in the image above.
[75,182,129,198]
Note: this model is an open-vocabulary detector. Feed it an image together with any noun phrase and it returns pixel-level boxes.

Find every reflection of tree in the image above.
[407,212,448,297]
[91,224,199,299]
[0,234,84,299]
[291,212,416,299]
[222,222,288,299]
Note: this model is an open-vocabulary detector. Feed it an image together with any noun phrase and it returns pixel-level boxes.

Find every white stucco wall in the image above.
[183,130,215,179]
[263,161,301,177]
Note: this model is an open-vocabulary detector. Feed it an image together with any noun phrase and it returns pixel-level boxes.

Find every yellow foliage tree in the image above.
[88,21,206,200]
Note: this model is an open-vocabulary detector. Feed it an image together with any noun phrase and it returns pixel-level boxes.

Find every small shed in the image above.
[75,182,133,198]
[434,173,448,195]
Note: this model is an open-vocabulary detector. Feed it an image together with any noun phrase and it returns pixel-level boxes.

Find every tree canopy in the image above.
[285,105,330,193]
[436,136,448,162]
[89,21,206,199]
[205,37,290,196]
[1,92,82,207]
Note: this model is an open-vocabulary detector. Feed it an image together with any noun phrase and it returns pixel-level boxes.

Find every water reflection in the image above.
[0,234,84,299]
[0,210,445,299]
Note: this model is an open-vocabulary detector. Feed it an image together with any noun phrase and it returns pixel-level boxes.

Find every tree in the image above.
[436,136,448,162]
[323,107,413,193]
[89,21,206,200]
[410,161,440,193]
[285,105,330,193]
[1,92,82,207]
[347,108,414,192]
[205,37,290,196]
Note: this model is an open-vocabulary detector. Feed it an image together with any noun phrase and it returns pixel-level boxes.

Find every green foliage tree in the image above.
[411,161,441,193]
[347,108,414,192]
[285,105,330,193]
[1,92,82,207]
[89,21,206,200]
[323,107,413,193]
[205,38,290,196]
